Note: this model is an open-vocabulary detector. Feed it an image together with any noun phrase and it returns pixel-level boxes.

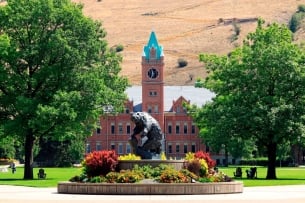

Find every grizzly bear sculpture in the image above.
[129,112,163,159]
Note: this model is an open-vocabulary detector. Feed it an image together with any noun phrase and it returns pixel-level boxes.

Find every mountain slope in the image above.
[78,0,304,85]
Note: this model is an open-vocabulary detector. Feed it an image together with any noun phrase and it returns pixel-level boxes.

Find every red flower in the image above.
[194,151,216,169]
[84,150,118,177]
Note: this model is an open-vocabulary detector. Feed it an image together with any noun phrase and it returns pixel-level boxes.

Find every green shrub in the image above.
[115,44,124,52]
[194,78,204,88]
[69,172,87,182]
[105,169,144,183]
[239,157,292,166]
[298,4,305,12]
[206,171,232,183]
[240,157,268,166]
[230,20,241,42]
[158,168,188,183]
[232,21,241,36]
[90,176,106,183]
[105,172,120,183]
[289,5,305,33]
[151,164,175,178]
[132,164,154,178]
[198,177,213,183]
[289,13,305,32]
[116,170,143,183]
[131,164,174,179]
[177,58,188,67]
[218,18,224,24]
[69,175,81,182]
[180,168,199,181]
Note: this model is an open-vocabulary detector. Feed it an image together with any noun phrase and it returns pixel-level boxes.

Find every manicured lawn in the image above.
[0,166,304,187]
[221,166,305,187]
[0,167,81,187]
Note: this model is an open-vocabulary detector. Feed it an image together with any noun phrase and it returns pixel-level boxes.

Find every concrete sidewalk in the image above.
[1,185,305,203]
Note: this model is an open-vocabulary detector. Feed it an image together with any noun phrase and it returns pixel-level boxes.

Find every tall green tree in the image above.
[193,19,305,179]
[0,0,128,179]
[188,95,256,166]
[0,129,19,159]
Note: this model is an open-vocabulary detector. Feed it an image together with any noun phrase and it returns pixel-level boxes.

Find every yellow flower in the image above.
[160,152,167,160]
[118,153,141,160]
[185,152,195,161]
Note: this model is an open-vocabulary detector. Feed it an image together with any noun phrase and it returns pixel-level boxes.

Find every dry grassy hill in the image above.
[1,0,303,85]
[68,1,305,85]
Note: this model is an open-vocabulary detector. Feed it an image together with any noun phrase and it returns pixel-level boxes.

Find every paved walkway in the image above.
[1,185,305,203]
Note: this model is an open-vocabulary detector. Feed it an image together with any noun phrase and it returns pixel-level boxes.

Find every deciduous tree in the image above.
[0,0,128,179]
[192,19,305,179]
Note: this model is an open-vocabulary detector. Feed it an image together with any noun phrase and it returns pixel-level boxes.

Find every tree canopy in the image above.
[0,0,128,179]
[190,19,305,179]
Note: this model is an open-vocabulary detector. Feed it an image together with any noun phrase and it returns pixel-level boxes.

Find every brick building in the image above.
[86,31,215,159]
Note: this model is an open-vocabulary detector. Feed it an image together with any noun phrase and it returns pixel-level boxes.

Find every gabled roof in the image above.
[142,31,164,60]
[126,86,215,112]
[170,96,189,112]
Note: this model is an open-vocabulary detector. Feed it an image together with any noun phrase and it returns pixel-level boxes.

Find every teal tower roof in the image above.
[143,31,164,60]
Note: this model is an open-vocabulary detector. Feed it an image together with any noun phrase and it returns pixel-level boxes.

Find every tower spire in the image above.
[141,31,165,131]
[143,31,163,60]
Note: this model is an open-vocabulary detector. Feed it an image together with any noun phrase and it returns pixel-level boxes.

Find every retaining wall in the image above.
[57,181,243,195]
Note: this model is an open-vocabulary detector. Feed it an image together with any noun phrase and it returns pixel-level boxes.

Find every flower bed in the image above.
[118,159,185,171]
[58,150,243,195]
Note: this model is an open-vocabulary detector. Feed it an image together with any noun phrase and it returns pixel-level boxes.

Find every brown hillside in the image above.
[78,1,304,85]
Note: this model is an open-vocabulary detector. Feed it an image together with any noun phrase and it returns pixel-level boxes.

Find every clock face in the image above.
[148,68,158,79]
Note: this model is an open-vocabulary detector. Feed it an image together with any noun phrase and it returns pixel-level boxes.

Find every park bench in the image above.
[233,167,242,178]
[37,168,46,179]
[246,167,257,179]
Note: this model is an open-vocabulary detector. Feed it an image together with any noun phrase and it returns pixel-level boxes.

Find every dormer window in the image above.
[150,47,156,59]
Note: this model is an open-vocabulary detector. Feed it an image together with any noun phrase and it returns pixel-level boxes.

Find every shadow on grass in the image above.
[234,177,305,180]
[0,178,55,181]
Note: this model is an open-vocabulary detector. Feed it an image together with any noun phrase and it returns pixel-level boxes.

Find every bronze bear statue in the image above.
[129,112,163,159]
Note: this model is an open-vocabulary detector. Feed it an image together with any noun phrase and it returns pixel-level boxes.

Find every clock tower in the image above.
[142,31,164,130]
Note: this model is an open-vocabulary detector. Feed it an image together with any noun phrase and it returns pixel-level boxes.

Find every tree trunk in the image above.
[24,130,35,180]
[266,142,277,179]
[292,144,302,166]
[224,147,229,167]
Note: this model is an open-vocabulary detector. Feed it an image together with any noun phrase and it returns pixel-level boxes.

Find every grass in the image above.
[0,166,81,187]
[0,166,305,187]
[221,166,305,187]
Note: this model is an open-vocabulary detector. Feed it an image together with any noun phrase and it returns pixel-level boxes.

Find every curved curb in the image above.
[57,181,243,195]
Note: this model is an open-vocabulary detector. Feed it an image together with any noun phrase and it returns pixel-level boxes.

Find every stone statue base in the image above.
[128,136,163,159]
